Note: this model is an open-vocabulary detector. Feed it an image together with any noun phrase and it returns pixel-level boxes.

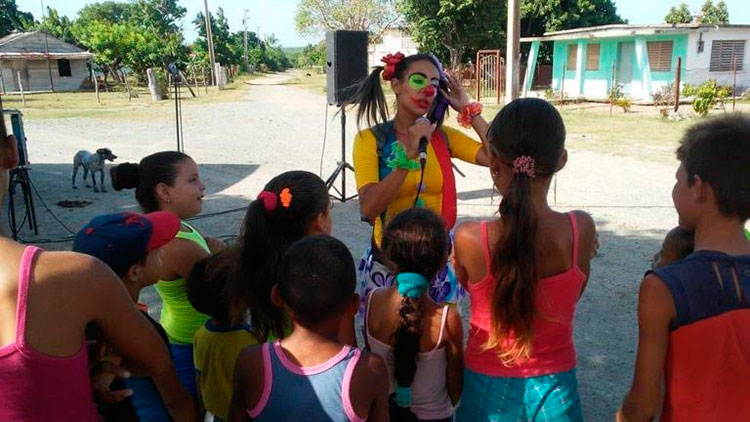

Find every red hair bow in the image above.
[381,52,405,80]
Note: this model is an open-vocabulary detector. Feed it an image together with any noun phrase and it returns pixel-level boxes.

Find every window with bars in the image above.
[710,40,745,72]
[567,44,577,71]
[647,41,673,72]
[586,43,600,70]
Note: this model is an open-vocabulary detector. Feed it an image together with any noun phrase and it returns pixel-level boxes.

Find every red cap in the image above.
[143,211,181,251]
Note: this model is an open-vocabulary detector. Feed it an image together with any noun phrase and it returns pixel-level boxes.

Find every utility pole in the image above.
[41,0,55,92]
[203,0,217,86]
[505,0,520,104]
[243,9,249,70]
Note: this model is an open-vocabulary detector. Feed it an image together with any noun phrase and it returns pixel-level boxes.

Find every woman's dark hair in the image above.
[231,170,329,340]
[353,53,444,132]
[110,151,191,213]
[485,98,566,364]
[381,208,449,419]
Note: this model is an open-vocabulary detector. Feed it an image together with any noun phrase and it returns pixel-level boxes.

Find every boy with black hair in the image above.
[228,235,389,421]
[618,114,750,422]
[73,212,199,422]
[187,252,257,421]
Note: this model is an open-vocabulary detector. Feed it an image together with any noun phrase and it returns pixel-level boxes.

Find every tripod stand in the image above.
[325,106,357,202]
[169,63,184,152]
[7,165,38,239]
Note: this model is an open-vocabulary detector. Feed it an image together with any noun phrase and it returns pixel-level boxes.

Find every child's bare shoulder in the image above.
[235,343,266,374]
[356,351,388,383]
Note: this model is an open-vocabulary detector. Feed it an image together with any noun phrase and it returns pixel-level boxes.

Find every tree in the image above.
[698,0,729,24]
[0,0,34,37]
[193,8,240,67]
[665,3,693,24]
[398,0,506,70]
[35,7,75,44]
[295,0,398,38]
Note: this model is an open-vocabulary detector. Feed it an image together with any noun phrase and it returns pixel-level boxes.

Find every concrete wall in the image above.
[552,33,688,101]
[0,58,88,92]
[368,29,419,68]
[685,27,750,90]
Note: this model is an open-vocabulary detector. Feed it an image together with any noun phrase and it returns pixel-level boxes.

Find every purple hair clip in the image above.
[513,156,537,179]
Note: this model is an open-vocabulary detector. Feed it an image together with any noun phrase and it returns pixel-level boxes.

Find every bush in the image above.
[609,83,631,112]
[652,83,676,118]
[682,80,730,117]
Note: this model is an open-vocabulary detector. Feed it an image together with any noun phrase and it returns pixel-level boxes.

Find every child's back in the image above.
[229,235,388,422]
[365,208,463,421]
[651,251,750,419]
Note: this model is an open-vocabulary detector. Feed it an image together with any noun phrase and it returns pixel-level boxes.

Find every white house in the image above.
[368,27,419,68]
[0,31,94,93]
[521,24,750,101]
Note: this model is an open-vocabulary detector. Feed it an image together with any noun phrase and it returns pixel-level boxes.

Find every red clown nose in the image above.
[422,84,437,97]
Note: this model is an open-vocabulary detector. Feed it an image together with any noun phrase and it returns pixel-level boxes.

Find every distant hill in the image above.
[282,47,303,55]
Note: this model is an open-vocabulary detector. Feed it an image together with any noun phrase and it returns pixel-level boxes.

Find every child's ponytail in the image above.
[485,98,566,365]
[231,171,329,340]
[381,208,449,420]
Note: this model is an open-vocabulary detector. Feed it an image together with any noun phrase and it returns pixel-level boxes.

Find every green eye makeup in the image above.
[408,73,427,90]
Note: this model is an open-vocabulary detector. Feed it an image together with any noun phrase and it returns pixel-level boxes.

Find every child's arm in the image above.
[152,366,201,422]
[573,210,597,297]
[444,306,464,405]
[228,346,263,422]
[195,372,205,416]
[452,222,483,288]
[617,274,675,422]
[349,352,389,422]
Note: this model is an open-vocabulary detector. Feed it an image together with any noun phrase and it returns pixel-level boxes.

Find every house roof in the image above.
[521,23,750,42]
[0,31,93,59]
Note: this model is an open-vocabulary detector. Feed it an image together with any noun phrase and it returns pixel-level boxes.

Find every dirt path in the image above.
[8,71,686,420]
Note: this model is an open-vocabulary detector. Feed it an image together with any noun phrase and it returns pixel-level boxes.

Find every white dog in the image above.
[72,148,117,192]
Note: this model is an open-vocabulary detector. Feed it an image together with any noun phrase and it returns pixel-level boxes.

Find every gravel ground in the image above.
[4,71,690,420]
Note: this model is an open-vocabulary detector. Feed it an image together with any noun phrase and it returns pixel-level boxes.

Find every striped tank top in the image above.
[248,341,366,422]
[155,221,211,344]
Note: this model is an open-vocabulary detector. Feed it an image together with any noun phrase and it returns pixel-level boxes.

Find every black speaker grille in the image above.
[326,31,368,106]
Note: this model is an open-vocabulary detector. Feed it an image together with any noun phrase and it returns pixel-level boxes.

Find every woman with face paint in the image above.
[352,52,491,310]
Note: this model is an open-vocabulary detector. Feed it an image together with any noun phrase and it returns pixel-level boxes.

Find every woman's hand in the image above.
[405,118,435,159]
[441,72,472,113]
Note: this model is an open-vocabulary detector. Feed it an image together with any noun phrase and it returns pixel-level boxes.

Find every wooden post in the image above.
[475,51,480,102]
[496,53,501,105]
[17,71,25,106]
[92,67,100,104]
[193,65,199,95]
[674,57,682,113]
[610,62,616,116]
[559,63,566,108]
[732,54,737,112]
[202,66,208,94]
[121,70,132,101]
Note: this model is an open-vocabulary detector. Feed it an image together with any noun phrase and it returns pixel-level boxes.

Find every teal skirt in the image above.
[456,368,583,422]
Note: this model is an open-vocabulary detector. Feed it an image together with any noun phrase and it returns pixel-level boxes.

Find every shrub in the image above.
[682,80,730,117]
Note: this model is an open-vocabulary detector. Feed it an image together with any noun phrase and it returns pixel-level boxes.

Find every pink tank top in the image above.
[0,246,99,421]
[464,212,586,377]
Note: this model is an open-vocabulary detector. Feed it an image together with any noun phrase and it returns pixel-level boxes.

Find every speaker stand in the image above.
[325,106,357,203]
[7,166,39,240]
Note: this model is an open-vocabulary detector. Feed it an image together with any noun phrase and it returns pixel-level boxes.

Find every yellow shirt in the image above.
[193,321,258,420]
[353,125,482,247]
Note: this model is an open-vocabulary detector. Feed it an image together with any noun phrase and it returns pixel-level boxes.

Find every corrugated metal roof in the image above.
[0,31,92,56]
[521,23,750,42]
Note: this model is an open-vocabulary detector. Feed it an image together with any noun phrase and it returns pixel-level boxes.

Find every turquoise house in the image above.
[521,24,750,101]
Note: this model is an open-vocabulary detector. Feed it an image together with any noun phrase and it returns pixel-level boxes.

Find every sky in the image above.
[15,0,750,48]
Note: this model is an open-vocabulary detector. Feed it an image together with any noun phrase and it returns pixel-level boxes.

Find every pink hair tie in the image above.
[257,190,278,212]
[513,156,537,179]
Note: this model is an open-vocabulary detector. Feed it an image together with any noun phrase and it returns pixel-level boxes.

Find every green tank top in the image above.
[155,221,211,344]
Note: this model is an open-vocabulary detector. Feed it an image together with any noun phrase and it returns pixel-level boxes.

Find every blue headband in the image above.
[396,273,429,299]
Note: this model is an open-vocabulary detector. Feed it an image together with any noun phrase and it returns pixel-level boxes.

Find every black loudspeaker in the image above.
[326,30,368,106]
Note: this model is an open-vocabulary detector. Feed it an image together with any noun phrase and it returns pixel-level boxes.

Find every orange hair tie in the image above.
[279,188,293,208]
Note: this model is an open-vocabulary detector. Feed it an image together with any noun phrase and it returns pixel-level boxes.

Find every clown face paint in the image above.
[407,72,439,110]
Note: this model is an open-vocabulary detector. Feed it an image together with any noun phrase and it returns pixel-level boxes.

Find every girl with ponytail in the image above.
[230,170,336,341]
[365,208,464,422]
[453,98,597,421]
[110,151,218,397]
[352,52,491,310]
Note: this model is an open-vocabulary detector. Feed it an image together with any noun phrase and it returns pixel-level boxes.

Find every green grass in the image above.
[0,74,257,121]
